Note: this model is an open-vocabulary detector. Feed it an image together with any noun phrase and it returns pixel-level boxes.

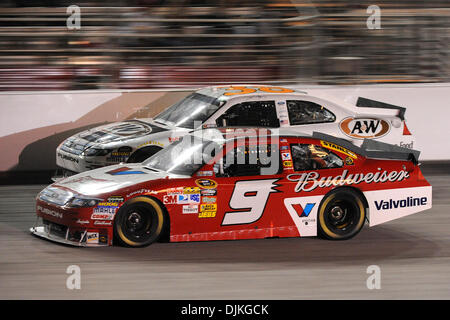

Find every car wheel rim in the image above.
[326,199,357,232]
[123,207,152,240]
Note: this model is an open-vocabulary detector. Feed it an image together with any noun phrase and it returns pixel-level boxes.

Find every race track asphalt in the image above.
[0,168,449,299]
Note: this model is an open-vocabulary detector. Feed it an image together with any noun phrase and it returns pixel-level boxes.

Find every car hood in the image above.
[75,119,170,144]
[52,163,187,196]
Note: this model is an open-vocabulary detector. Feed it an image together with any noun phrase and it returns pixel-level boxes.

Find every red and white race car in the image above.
[31,128,431,247]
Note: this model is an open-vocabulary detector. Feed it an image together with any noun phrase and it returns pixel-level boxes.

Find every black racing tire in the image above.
[126,146,162,163]
[317,188,366,240]
[114,196,166,247]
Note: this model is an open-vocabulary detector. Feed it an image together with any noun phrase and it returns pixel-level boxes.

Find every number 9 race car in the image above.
[31,128,431,247]
[55,85,415,176]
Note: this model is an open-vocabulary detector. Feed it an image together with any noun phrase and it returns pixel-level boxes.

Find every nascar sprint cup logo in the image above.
[340,117,390,139]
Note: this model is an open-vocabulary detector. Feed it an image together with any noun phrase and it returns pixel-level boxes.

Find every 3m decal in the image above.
[195,179,218,189]
[163,194,178,204]
[287,169,409,192]
[320,140,357,159]
[340,117,390,139]
[106,167,146,175]
[222,179,281,226]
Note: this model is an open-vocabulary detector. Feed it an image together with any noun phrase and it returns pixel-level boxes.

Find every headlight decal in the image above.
[39,187,73,206]
[82,148,112,157]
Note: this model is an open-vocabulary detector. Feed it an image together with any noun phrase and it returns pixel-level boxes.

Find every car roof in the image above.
[195,85,308,101]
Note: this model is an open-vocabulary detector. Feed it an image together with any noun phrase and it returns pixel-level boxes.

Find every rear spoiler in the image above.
[356,97,406,121]
[312,132,420,164]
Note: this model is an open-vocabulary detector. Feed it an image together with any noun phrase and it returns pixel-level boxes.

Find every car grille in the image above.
[43,219,68,239]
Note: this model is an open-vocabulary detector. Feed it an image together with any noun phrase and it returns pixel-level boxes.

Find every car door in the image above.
[196,139,287,239]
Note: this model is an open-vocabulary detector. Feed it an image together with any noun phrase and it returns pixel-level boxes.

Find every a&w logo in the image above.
[340,117,390,139]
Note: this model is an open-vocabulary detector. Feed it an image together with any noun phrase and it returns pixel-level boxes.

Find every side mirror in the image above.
[216,116,227,128]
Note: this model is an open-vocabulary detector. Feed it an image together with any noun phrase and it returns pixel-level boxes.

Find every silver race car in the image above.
[56,85,415,175]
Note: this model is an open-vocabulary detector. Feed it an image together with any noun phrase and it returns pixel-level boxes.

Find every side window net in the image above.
[216,144,282,177]
[290,143,343,171]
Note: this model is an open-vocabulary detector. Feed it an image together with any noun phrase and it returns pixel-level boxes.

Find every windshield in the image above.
[143,136,220,176]
[155,93,222,129]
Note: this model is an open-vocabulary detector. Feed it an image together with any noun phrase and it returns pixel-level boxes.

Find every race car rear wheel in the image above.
[114,196,165,247]
[318,188,366,240]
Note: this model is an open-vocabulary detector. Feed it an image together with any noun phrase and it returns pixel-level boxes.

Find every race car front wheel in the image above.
[114,197,166,247]
[318,188,366,240]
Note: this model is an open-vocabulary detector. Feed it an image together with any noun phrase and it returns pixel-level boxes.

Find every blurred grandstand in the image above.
[0,0,448,91]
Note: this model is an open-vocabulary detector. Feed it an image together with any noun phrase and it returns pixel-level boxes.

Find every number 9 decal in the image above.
[222,179,281,226]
